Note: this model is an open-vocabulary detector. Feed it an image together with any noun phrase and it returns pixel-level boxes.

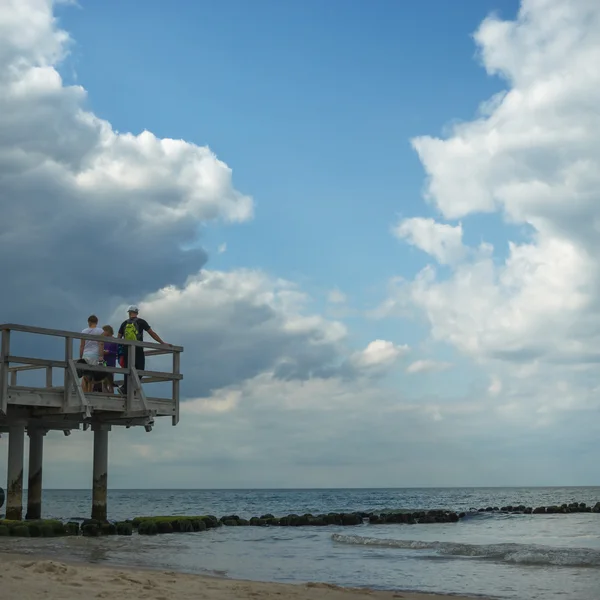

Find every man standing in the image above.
[79,315,104,393]
[117,305,168,394]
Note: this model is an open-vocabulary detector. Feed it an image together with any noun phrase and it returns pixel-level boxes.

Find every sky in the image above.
[1,0,599,489]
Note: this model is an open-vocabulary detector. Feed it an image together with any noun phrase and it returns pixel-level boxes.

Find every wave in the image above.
[331,534,600,567]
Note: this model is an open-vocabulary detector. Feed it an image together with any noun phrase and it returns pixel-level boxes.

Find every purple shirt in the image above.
[103,341,118,367]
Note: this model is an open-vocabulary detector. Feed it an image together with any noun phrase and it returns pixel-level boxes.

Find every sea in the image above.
[1,487,599,600]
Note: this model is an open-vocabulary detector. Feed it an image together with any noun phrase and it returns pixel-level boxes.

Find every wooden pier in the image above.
[0,323,183,521]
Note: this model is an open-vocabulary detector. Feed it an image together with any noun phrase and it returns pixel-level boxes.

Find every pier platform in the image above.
[0,323,183,521]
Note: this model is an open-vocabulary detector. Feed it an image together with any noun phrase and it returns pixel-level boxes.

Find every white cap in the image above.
[127,305,139,314]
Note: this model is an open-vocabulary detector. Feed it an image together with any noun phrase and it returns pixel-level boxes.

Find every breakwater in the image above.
[1,501,598,537]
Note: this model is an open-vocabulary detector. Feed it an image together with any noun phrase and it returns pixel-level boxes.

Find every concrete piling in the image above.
[91,424,110,522]
[6,422,25,520]
[26,428,46,520]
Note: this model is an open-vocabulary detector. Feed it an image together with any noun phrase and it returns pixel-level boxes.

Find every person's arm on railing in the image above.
[148,328,170,346]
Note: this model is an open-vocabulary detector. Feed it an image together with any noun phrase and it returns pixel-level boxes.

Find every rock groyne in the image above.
[1,501,598,537]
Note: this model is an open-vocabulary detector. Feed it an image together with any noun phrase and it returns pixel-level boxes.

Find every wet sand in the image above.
[0,552,488,600]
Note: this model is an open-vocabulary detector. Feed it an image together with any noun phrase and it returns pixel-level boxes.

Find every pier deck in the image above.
[0,322,183,520]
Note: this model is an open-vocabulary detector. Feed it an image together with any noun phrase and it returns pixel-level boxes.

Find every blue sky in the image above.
[2,0,599,488]
[56,0,517,298]
[54,0,517,396]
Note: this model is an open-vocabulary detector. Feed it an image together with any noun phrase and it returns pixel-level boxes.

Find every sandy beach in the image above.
[0,552,486,600]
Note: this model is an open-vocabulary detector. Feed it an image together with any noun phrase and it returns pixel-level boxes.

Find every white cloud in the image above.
[488,375,503,396]
[0,0,252,323]
[392,0,600,369]
[406,359,452,374]
[116,269,351,395]
[394,217,466,265]
[327,288,347,304]
[218,243,227,254]
[349,339,409,372]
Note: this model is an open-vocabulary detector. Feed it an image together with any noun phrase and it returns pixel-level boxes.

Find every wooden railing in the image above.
[0,323,183,426]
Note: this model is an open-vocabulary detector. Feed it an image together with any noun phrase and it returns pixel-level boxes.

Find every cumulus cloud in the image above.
[125,269,356,395]
[348,340,409,373]
[0,0,252,325]
[394,218,466,265]
[392,0,600,369]
[406,359,452,374]
[327,288,347,304]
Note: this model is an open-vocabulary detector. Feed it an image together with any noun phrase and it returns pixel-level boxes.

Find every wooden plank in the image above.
[7,385,173,413]
[131,367,149,412]
[1,329,10,415]
[137,369,182,380]
[8,393,60,408]
[0,323,182,352]
[172,351,180,426]
[67,363,180,380]
[8,364,46,373]
[127,345,134,412]
[67,359,91,419]
[69,363,129,375]
[64,337,72,410]
[143,349,172,357]
[7,356,67,369]
[46,367,52,388]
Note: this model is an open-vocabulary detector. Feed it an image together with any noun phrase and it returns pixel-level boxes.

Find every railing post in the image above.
[11,370,17,386]
[127,344,134,412]
[1,328,10,415]
[172,350,180,426]
[64,336,72,409]
[46,366,52,388]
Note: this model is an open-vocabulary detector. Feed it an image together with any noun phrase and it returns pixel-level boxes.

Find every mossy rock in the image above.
[175,519,194,533]
[157,521,174,534]
[260,514,275,520]
[191,519,207,532]
[41,524,56,537]
[237,518,249,526]
[101,523,117,536]
[222,519,238,526]
[116,522,133,536]
[82,524,101,537]
[202,516,220,528]
[52,522,66,536]
[341,513,361,526]
[27,523,43,537]
[66,522,80,536]
[265,518,280,526]
[137,521,158,536]
[324,514,342,525]
[0,525,9,536]
[10,525,30,537]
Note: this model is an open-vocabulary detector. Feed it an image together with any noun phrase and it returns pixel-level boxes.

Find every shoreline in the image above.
[0,550,491,600]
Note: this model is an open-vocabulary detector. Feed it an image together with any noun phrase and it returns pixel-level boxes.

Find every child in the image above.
[101,325,118,394]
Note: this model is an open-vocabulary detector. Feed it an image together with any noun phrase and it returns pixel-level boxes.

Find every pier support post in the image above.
[6,423,25,520]
[91,424,110,522]
[26,428,46,520]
